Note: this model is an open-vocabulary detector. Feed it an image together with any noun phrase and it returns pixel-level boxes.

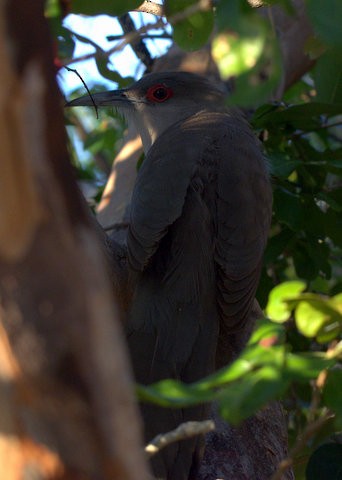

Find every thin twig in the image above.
[107,33,172,41]
[64,66,99,118]
[118,13,154,69]
[145,420,215,458]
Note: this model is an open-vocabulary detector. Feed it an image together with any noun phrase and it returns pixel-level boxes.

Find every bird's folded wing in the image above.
[127,121,205,272]
[214,117,272,332]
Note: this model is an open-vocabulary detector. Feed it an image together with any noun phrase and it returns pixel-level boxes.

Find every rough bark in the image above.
[199,402,294,480]
[0,2,150,479]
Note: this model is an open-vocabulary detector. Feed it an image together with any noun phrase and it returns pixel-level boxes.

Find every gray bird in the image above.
[68,71,272,480]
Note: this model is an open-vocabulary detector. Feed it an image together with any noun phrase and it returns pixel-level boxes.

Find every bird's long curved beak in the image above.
[66,89,129,107]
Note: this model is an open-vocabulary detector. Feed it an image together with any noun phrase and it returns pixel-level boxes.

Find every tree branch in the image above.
[135,0,165,17]
[145,420,215,458]
[118,13,154,70]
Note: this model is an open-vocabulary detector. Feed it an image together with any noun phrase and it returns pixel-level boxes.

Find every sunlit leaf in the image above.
[212,32,264,77]
[295,300,335,337]
[330,293,342,314]
[266,281,306,322]
[218,365,287,424]
[285,352,334,381]
[137,379,212,408]
[213,0,282,107]
[248,318,285,346]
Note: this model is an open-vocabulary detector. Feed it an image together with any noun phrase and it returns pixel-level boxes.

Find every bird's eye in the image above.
[146,84,173,103]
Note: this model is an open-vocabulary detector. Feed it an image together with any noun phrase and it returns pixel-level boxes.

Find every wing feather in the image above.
[214,116,272,332]
[127,120,205,272]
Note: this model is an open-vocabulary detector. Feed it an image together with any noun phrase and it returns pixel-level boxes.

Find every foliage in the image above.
[48,0,342,477]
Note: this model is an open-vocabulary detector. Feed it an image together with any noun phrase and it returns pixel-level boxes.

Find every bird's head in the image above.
[67,71,226,152]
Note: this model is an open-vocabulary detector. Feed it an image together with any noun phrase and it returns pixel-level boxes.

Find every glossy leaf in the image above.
[295,300,339,338]
[266,281,306,322]
[137,379,212,408]
[218,366,287,424]
[284,352,334,381]
[248,318,285,346]
[253,102,342,129]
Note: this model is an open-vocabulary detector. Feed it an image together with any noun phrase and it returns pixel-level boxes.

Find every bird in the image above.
[67,71,272,480]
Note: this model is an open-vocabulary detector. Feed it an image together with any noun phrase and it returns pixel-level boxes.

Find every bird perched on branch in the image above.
[68,71,272,480]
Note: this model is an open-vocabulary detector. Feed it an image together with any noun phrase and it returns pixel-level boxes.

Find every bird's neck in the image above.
[132,105,218,154]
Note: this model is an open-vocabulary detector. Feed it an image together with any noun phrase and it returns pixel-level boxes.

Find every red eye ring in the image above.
[146,84,173,103]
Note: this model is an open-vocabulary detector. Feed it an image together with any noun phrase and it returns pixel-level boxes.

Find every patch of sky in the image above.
[58,12,172,95]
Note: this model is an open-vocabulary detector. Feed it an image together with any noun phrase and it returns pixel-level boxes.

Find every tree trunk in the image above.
[0,2,150,479]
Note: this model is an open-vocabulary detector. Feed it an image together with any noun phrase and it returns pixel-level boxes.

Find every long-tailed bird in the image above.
[68,71,272,480]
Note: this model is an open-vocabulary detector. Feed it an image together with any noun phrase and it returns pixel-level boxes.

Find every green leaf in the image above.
[295,300,339,338]
[213,0,282,107]
[292,241,328,281]
[266,281,306,322]
[253,102,342,129]
[212,31,264,78]
[306,0,342,47]
[70,0,141,16]
[268,153,301,178]
[314,48,342,104]
[248,318,285,346]
[306,443,342,480]
[318,189,342,213]
[137,379,212,408]
[330,293,342,313]
[45,0,61,17]
[273,188,304,231]
[264,228,295,264]
[285,352,334,381]
[173,10,214,50]
[218,365,288,424]
[325,210,342,247]
[166,1,214,50]
[323,369,342,428]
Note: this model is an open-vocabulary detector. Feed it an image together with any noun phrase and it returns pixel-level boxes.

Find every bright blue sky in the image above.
[58,12,172,94]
